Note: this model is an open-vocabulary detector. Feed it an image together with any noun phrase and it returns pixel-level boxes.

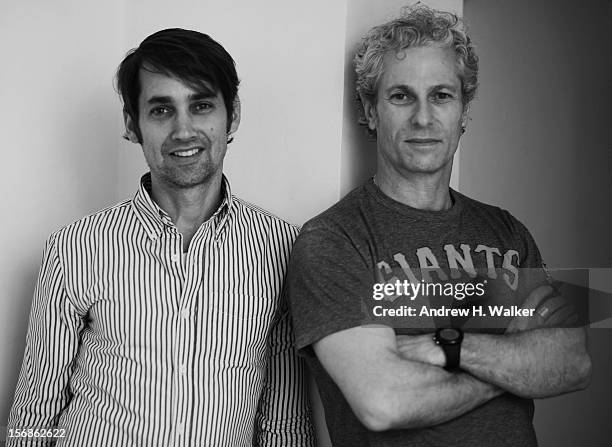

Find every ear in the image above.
[460,104,470,129]
[361,94,378,131]
[123,111,139,143]
[228,97,241,135]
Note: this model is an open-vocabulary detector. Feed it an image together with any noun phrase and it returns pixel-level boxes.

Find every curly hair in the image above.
[116,28,239,143]
[354,4,478,133]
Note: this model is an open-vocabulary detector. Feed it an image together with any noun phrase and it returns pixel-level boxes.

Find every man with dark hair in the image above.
[288,5,590,446]
[7,28,314,446]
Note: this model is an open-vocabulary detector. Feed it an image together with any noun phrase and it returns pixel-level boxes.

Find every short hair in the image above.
[116,28,239,143]
[354,4,478,133]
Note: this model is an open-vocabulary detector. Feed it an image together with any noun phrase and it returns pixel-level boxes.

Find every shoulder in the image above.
[230,195,300,243]
[50,199,133,245]
[291,186,372,268]
[300,185,368,237]
[455,190,531,236]
[455,191,541,264]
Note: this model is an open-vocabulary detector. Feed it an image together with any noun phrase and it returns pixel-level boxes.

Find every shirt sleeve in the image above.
[511,216,550,300]
[287,223,373,354]
[6,234,85,446]
[253,293,315,446]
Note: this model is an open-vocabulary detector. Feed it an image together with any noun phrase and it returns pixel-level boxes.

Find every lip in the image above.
[405,138,441,144]
[169,146,205,157]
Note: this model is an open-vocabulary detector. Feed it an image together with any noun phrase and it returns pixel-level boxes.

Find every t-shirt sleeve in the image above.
[514,218,543,269]
[509,214,551,300]
[287,222,374,354]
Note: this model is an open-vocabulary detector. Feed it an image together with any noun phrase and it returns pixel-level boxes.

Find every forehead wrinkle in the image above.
[381,47,460,92]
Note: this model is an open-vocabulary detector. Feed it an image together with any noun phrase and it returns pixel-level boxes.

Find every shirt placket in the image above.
[171,225,208,446]
[162,227,187,447]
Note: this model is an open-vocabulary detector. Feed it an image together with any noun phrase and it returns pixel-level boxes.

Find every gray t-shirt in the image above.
[287,180,545,447]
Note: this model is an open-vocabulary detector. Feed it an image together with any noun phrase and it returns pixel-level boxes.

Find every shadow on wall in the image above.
[340,56,377,196]
[462,0,612,446]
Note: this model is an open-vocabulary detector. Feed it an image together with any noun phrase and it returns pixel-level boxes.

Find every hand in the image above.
[395,334,446,367]
[506,285,578,334]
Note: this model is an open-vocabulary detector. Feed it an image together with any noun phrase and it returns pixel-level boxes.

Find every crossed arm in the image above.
[313,285,592,432]
[458,327,590,398]
[314,325,501,431]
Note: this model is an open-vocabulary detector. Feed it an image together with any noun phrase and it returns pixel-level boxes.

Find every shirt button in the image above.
[177,423,184,435]
[171,253,179,262]
[181,309,189,319]
[179,365,186,375]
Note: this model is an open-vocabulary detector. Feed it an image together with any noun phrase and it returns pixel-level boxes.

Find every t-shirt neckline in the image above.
[364,177,463,221]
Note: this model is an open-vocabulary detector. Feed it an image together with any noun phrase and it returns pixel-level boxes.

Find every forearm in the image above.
[461,328,591,398]
[318,339,501,431]
[374,356,502,430]
[314,326,503,433]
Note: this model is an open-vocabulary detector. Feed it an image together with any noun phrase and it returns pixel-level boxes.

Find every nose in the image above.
[411,99,434,128]
[171,111,197,141]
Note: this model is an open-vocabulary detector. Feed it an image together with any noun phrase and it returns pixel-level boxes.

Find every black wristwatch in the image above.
[433,328,464,371]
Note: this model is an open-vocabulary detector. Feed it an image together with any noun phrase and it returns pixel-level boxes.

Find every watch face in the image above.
[439,328,462,343]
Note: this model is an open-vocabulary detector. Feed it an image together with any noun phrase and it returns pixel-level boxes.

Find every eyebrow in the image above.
[146,96,173,105]
[146,91,218,105]
[384,83,459,94]
[190,91,218,101]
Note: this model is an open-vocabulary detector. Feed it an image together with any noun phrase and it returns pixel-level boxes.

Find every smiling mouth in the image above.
[171,147,203,157]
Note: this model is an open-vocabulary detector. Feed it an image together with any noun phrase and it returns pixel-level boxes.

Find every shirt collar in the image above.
[131,172,233,241]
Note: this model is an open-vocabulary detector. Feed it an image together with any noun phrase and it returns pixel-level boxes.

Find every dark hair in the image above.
[116,28,239,142]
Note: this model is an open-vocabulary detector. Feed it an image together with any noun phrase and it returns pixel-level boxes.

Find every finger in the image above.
[535,295,568,321]
[545,305,578,327]
[396,335,412,347]
[522,285,556,310]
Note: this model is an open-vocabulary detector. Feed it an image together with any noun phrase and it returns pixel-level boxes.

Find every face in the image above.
[363,45,466,180]
[125,69,240,191]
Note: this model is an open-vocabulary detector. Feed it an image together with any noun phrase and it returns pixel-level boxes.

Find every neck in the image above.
[375,168,453,211]
[150,173,224,251]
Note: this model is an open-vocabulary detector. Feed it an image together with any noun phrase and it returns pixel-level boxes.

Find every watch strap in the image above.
[442,343,461,371]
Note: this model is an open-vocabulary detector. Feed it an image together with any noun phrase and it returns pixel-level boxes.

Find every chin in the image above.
[405,155,453,175]
[174,176,211,189]
[408,167,442,175]
[158,172,208,189]
[400,159,442,174]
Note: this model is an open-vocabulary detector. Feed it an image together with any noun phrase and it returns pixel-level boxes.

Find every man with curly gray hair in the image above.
[288,4,590,446]
[354,5,478,136]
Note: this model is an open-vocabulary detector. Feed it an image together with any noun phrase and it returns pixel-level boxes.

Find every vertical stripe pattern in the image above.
[7,174,315,446]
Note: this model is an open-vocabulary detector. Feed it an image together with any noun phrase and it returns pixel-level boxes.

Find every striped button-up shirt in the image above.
[7,174,314,446]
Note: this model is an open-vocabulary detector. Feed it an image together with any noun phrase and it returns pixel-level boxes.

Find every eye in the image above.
[193,102,213,113]
[431,91,455,103]
[387,92,413,105]
[150,106,172,117]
